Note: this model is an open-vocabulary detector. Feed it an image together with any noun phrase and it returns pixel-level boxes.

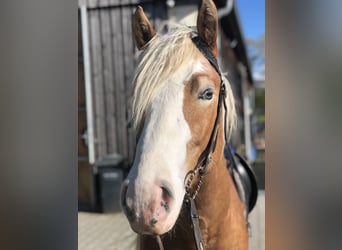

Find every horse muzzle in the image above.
[121,179,175,235]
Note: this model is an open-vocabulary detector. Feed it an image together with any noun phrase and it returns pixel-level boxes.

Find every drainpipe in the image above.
[238,63,253,162]
[80,6,95,165]
[217,0,254,161]
[217,0,235,71]
[217,0,234,18]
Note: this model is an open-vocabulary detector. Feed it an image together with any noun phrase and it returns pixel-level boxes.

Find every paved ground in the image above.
[248,190,265,250]
[78,211,138,250]
[78,191,264,250]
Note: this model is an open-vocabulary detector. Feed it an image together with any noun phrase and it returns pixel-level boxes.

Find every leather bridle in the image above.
[180,34,229,250]
[184,35,228,201]
[155,33,257,250]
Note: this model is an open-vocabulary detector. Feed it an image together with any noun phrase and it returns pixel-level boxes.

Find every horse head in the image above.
[121,0,236,236]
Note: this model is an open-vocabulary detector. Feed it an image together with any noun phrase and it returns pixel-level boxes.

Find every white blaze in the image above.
[126,79,191,227]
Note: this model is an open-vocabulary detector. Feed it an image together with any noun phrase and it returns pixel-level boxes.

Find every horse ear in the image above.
[197,0,218,53]
[132,6,156,50]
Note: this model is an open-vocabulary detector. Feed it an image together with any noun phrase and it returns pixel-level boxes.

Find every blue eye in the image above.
[199,89,213,100]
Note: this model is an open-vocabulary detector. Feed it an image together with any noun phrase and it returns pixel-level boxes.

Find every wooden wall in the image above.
[79,0,167,165]
[78,1,168,208]
[78,0,251,208]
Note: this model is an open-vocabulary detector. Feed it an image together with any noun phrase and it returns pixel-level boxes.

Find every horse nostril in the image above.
[160,186,173,212]
[120,181,136,222]
[121,181,129,208]
[161,186,172,200]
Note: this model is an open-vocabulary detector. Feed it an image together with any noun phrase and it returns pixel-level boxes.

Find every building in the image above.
[78,0,255,211]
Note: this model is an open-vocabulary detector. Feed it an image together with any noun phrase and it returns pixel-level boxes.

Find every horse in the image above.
[121,0,251,249]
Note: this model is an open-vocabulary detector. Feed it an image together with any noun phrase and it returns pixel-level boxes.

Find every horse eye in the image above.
[199,89,213,100]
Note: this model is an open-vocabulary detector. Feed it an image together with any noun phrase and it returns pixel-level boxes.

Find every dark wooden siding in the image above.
[79,1,168,166]
[78,0,254,209]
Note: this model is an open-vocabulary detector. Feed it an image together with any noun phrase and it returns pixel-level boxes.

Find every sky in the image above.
[236,0,265,40]
[236,0,265,80]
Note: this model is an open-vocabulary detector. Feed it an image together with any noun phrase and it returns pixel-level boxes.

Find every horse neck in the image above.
[195,123,238,209]
[193,124,248,249]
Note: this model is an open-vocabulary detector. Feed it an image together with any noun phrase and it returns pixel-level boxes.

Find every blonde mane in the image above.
[131,25,236,139]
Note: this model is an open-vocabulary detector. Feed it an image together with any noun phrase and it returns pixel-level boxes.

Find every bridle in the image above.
[184,35,228,201]
[155,33,257,250]
[183,34,229,250]
[156,34,231,250]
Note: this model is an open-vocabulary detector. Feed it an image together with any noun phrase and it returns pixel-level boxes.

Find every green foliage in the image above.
[257,114,265,124]
[255,88,265,111]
